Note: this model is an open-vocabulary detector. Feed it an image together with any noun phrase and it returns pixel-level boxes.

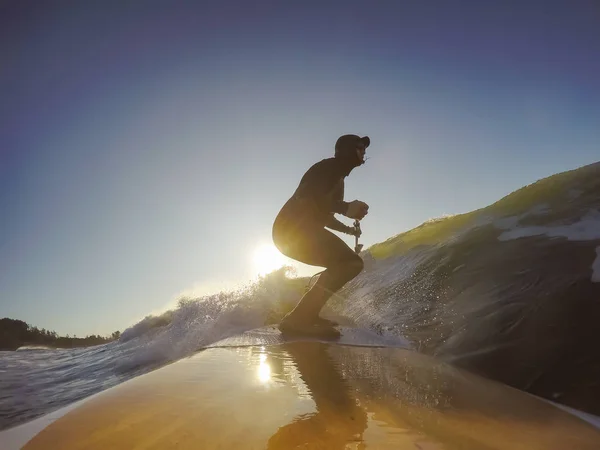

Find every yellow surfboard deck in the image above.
[22,342,600,449]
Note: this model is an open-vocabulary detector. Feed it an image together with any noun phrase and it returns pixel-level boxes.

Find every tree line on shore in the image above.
[0,318,121,351]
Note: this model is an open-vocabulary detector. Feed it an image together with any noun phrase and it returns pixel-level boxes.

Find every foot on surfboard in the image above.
[314,316,339,327]
[278,317,341,338]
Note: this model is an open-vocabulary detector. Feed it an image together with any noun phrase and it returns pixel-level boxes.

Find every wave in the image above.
[15,346,57,352]
[114,267,309,373]
[4,161,600,433]
[78,161,600,418]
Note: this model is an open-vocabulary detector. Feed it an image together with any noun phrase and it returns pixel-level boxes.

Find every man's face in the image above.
[356,143,366,164]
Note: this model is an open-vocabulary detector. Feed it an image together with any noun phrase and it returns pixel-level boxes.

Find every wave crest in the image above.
[115,266,305,372]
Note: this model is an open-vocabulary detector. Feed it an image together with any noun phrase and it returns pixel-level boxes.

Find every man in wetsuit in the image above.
[272,134,370,336]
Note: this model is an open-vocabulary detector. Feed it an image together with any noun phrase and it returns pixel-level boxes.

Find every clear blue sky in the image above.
[1,1,598,336]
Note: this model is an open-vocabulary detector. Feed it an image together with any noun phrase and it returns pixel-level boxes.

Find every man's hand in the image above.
[346,200,369,220]
[346,225,362,237]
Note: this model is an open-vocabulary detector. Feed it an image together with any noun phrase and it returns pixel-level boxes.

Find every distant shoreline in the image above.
[0,318,119,352]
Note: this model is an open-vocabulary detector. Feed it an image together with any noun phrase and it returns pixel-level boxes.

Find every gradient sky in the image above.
[1,1,599,336]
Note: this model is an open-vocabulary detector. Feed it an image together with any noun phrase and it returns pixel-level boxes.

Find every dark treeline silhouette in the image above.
[0,318,120,351]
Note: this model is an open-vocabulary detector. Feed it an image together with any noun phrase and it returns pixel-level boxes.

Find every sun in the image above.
[253,243,285,276]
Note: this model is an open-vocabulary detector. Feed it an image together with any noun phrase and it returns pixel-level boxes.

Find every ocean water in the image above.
[0,270,299,431]
[3,198,600,433]
[2,267,412,432]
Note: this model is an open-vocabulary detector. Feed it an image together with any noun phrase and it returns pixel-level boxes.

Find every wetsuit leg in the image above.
[273,226,364,324]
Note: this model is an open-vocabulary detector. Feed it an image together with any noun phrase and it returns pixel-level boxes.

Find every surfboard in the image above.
[9,342,600,449]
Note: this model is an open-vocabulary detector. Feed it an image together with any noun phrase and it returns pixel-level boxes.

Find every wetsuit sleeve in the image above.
[331,199,350,215]
[293,160,349,215]
[325,215,353,234]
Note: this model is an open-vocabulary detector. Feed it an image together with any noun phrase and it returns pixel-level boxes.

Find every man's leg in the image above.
[278,228,364,326]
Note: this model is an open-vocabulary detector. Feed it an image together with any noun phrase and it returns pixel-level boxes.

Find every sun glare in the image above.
[253,243,285,276]
[258,352,271,383]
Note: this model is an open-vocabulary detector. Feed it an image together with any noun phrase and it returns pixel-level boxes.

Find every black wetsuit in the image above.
[272,156,364,324]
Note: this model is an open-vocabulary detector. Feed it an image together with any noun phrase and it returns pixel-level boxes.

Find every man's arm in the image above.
[325,214,354,235]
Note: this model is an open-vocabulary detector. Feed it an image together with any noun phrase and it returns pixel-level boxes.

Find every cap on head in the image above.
[335,134,371,170]
[334,134,370,162]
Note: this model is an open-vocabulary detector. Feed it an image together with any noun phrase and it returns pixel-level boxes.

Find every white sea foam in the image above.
[497,209,600,242]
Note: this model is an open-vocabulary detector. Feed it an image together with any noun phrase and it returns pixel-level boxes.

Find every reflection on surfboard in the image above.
[265,343,367,449]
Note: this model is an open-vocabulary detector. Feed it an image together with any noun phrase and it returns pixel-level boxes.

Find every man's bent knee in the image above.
[342,256,364,280]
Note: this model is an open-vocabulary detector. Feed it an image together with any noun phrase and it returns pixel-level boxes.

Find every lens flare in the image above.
[252,244,285,276]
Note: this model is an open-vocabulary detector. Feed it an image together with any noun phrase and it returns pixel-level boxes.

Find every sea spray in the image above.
[0,267,305,431]
[114,266,306,372]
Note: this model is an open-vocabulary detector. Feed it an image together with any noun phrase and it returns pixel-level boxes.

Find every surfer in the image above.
[272,134,370,336]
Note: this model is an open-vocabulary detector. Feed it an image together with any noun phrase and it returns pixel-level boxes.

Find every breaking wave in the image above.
[3,161,600,433]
